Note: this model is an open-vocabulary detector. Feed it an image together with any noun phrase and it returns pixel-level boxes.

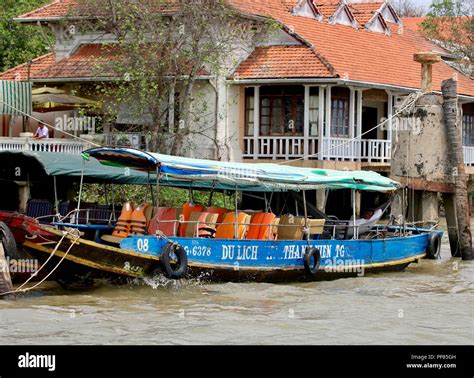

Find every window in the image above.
[260,86,304,136]
[464,114,474,146]
[331,87,350,137]
[245,87,255,136]
[309,87,319,136]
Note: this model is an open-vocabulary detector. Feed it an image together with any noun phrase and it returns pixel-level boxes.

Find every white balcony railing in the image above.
[243,136,391,163]
[464,146,474,166]
[243,136,318,160]
[321,137,391,163]
[0,137,86,155]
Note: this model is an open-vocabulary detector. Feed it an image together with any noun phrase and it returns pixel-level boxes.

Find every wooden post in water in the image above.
[0,241,14,300]
[442,79,473,260]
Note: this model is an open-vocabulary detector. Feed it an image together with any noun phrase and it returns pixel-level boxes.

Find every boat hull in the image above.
[20,224,440,285]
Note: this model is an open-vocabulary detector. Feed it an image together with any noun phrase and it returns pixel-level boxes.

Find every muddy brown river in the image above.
[0,219,472,345]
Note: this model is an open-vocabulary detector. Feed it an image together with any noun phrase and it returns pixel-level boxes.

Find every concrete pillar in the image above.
[318,86,325,157]
[18,183,30,213]
[390,189,406,225]
[316,190,326,212]
[253,85,260,160]
[303,85,310,160]
[420,191,439,227]
[413,52,441,93]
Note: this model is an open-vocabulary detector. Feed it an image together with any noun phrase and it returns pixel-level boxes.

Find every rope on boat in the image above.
[0,230,80,297]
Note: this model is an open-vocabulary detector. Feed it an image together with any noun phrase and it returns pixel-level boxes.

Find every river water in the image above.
[0,220,472,345]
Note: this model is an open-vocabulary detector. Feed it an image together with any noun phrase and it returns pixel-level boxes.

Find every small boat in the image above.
[9,148,443,289]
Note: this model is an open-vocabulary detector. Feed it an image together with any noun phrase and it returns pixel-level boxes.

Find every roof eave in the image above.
[226,77,474,100]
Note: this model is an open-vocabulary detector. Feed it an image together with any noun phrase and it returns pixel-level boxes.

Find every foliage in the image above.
[0,0,53,72]
[421,0,473,76]
[393,0,426,17]
[72,0,275,157]
[79,184,235,209]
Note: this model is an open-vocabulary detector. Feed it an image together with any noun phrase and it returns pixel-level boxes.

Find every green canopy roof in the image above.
[0,151,154,185]
[85,148,401,192]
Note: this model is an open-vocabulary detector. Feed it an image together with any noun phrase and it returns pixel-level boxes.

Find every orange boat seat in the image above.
[204,207,228,223]
[215,212,251,239]
[179,202,205,237]
[184,212,219,238]
[247,212,277,240]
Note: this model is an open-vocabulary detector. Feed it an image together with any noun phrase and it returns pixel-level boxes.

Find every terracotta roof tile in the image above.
[349,2,383,27]
[16,0,76,20]
[0,53,55,81]
[402,17,425,33]
[234,45,333,79]
[228,0,474,97]
[0,44,210,81]
[316,4,340,19]
[33,44,118,79]
[14,0,474,97]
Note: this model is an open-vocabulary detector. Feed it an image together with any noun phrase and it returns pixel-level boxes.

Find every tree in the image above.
[393,0,426,17]
[421,0,473,76]
[0,0,53,72]
[72,0,275,157]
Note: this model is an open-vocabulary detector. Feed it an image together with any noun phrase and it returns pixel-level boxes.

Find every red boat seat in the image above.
[148,207,179,236]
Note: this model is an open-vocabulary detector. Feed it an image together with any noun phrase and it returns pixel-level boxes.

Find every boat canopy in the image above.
[85,148,401,192]
[0,151,153,185]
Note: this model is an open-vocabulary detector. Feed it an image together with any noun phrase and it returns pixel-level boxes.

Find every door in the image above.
[362,107,379,140]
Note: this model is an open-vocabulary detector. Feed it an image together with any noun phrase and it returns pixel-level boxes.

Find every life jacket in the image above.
[112,202,134,238]
[130,203,152,235]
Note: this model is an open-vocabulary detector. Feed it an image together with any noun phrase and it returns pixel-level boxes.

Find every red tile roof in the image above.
[16,0,76,20]
[349,2,383,27]
[12,0,474,97]
[0,53,55,81]
[234,45,333,79]
[33,44,118,79]
[0,44,209,81]
[402,17,425,33]
[228,0,473,97]
[316,4,340,19]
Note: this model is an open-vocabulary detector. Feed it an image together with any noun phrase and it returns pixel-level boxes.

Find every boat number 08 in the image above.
[137,238,149,252]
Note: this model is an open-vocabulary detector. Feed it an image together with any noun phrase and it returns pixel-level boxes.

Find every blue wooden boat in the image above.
[18,148,443,287]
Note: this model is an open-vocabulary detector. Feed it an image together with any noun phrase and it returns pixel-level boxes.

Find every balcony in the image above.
[243,136,391,163]
[0,137,86,155]
[465,146,474,166]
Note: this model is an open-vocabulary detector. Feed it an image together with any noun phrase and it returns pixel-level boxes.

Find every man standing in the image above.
[33,124,49,139]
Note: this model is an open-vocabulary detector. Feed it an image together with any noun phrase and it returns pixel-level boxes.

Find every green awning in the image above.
[0,80,32,116]
[0,151,155,185]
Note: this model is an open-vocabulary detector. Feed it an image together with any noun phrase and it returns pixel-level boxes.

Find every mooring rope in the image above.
[0,231,79,296]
